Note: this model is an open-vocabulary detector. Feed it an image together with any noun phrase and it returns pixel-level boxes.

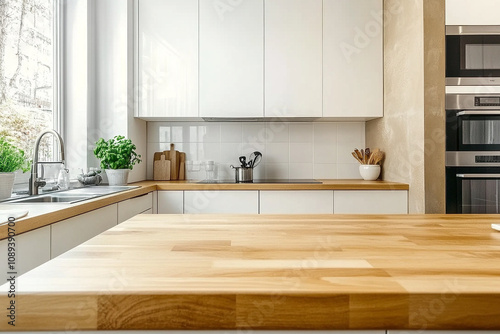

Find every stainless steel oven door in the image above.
[446,166,500,213]
[446,94,500,151]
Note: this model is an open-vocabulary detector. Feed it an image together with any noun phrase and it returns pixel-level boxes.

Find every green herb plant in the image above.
[93,135,142,170]
[0,137,31,173]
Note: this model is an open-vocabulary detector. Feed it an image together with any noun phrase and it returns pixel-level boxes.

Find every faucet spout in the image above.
[29,129,66,195]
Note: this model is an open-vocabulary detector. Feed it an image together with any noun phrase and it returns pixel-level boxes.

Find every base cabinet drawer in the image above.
[117,192,153,223]
[184,190,259,214]
[51,204,118,258]
[334,190,408,214]
[0,225,51,277]
[260,190,334,214]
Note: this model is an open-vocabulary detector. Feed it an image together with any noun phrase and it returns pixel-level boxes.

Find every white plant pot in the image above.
[105,169,130,186]
[359,165,380,181]
[0,172,16,200]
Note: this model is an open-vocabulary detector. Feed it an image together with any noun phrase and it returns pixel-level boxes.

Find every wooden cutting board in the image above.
[153,144,186,181]
[169,143,180,180]
[153,155,171,181]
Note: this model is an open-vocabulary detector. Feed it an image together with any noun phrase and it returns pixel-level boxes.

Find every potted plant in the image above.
[93,135,142,186]
[0,137,30,200]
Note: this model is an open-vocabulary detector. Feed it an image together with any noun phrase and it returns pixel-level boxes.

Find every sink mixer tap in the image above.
[29,129,66,196]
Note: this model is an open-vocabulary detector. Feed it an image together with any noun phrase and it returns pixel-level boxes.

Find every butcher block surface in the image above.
[1,214,500,331]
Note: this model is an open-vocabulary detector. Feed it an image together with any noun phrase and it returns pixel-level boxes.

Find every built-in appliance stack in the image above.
[446,25,500,213]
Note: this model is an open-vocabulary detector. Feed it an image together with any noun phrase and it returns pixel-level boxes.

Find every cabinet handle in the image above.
[456,111,500,116]
[456,174,500,178]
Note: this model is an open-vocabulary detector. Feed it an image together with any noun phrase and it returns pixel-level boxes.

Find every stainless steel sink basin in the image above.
[7,185,139,204]
[8,194,99,204]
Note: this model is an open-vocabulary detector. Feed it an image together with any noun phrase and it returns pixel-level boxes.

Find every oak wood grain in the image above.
[1,214,499,330]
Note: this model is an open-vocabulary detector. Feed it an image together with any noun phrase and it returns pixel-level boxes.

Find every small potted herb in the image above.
[0,137,31,200]
[93,135,142,186]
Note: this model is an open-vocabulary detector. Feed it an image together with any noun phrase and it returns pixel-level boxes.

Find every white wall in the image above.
[147,121,365,180]
[63,0,146,182]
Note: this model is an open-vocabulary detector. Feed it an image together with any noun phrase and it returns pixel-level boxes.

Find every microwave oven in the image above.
[446,25,500,86]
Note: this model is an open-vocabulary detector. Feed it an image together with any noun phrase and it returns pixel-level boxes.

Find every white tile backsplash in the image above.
[147,121,365,180]
[289,123,314,143]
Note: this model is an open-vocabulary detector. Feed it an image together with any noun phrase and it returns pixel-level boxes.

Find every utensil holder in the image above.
[359,165,380,181]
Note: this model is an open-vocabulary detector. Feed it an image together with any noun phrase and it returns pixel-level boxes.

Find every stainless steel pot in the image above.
[230,165,253,183]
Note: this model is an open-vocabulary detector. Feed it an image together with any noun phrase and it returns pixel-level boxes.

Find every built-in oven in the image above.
[446,93,500,213]
[446,25,500,86]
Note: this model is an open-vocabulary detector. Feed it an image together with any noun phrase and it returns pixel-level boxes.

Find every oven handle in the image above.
[456,111,500,116]
[456,174,500,178]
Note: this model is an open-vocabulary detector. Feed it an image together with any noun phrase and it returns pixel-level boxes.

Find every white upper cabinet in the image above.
[264,0,323,118]
[446,0,500,25]
[199,0,264,118]
[323,0,383,118]
[137,0,198,117]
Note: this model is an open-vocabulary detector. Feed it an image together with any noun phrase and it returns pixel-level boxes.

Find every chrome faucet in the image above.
[29,129,66,195]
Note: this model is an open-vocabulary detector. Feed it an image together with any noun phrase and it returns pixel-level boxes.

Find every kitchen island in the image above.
[1,213,499,331]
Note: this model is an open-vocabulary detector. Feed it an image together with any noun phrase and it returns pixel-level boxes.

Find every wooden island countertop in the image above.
[1,213,500,331]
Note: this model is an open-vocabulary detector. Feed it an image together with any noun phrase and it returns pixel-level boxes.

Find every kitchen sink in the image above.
[10,194,99,204]
[6,185,139,204]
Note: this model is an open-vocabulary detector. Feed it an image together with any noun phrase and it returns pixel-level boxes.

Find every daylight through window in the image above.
[0,0,58,161]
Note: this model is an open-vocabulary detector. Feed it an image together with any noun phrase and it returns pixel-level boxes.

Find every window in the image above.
[0,0,60,161]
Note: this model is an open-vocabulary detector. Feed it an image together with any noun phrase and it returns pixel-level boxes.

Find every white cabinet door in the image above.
[323,0,383,118]
[184,191,259,214]
[334,190,408,214]
[265,0,322,117]
[446,0,500,25]
[51,204,118,258]
[117,192,153,223]
[158,191,184,214]
[199,0,264,118]
[260,190,334,214]
[137,0,198,117]
[0,226,51,277]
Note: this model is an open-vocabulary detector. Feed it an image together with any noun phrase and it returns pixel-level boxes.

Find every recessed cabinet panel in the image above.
[184,190,259,214]
[334,190,408,214]
[323,0,383,118]
[138,0,198,117]
[260,190,334,214]
[265,0,323,117]
[0,226,51,277]
[199,0,264,117]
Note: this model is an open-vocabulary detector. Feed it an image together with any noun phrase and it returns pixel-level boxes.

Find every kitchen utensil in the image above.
[351,152,363,164]
[364,148,371,163]
[230,165,253,183]
[154,154,171,181]
[248,151,262,168]
[239,156,247,168]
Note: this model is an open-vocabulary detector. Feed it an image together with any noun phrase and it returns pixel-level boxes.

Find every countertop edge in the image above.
[0,179,409,239]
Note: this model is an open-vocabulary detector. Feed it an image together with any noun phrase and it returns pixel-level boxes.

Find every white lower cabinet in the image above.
[51,204,118,258]
[158,190,407,214]
[184,190,259,214]
[260,190,334,214]
[334,190,408,214]
[158,191,184,214]
[0,225,51,277]
[117,192,153,223]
